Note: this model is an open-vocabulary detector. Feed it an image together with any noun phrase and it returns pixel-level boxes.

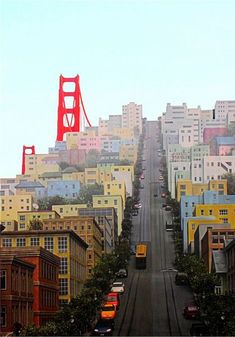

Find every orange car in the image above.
[100,304,116,320]
[105,292,120,310]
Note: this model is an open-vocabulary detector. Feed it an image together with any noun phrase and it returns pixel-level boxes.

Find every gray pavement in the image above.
[113,121,195,336]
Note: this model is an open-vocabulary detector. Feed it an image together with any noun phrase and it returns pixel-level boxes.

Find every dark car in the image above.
[162,203,167,208]
[175,272,189,285]
[92,319,114,336]
[116,268,128,278]
[154,193,158,197]
[130,244,136,255]
[132,210,138,216]
[189,323,210,336]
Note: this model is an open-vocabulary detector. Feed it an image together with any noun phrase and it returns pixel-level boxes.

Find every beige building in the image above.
[0,194,33,222]
[122,102,143,134]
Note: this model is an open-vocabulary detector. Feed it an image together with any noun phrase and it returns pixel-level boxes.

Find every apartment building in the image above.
[0,247,60,326]
[17,210,61,231]
[0,194,33,223]
[0,230,88,306]
[42,217,102,277]
[201,228,235,272]
[203,156,235,182]
[92,195,124,235]
[122,102,143,135]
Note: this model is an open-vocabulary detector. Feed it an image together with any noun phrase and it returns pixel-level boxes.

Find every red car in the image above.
[161,193,166,198]
[183,304,200,319]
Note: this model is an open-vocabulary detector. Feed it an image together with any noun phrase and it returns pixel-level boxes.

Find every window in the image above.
[185,202,188,207]
[181,185,186,190]
[209,210,213,215]
[17,238,26,247]
[59,278,68,295]
[60,208,63,213]
[223,218,228,223]
[58,237,67,252]
[114,200,117,205]
[19,215,25,221]
[19,223,25,229]
[31,237,39,246]
[218,184,224,189]
[104,200,108,204]
[192,224,195,230]
[0,307,6,327]
[2,238,12,247]
[60,257,68,274]
[44,237,54,251]
[219,209,228,215]
[201,210,204,215]
[0,270,6,289]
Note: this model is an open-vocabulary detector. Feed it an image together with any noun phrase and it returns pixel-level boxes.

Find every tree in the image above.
[222,173,235,194]
[28,219,43,231]
[37,196,68,210]
[85,149,100,168]
[79,183,104,204]
[58,161,70,170]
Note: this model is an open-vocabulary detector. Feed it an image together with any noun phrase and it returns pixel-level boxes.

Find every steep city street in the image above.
[113,121,195,336]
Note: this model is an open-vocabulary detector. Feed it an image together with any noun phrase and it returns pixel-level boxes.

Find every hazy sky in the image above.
[1,0,235,177]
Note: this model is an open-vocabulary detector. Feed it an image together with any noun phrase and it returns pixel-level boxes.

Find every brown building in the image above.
[225,239,235,294]
[43,216,102,276]
[0,254,34,335]
[201,228,235,272]
[0,247,60,326]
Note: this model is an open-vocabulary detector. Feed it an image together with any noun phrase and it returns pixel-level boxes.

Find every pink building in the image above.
[210,136,235,155]
[203,128,227,144]
[77,136,109,153]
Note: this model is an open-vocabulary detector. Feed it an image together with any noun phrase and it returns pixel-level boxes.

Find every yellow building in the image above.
[52,204,87,217]
[92,195,124,235]
[194,204,235,226]
[104,181,126,206]
[24,153,60,175]
[176,179,227,202]
[0,194,33,222]
[84,168,100,184]
[111,165,134,182]
[0,229,88,305]
[62,171,85,184]
[43,216,102,277]
[17,210,61,231]
[98,168,113,184]
[119,144,138,164]
[187,218,223,250]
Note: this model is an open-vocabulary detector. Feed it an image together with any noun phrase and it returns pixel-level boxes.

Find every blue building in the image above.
[47,180,81,199]
[181,191,235,252]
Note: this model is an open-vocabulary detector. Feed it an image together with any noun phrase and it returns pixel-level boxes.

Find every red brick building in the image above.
[0,247,60,327]
[201,228,235,272]
[0,255,34,335]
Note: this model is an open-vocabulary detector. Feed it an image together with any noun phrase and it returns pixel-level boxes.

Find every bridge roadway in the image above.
[113,121,195,336]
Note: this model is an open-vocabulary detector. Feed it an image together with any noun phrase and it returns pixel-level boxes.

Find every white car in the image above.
[111,281,125,294]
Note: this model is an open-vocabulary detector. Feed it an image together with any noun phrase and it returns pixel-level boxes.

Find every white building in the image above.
[203,156,235,183]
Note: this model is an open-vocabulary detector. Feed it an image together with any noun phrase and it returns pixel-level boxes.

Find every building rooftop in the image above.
[39,172,62,178]
[15,181,45,189]
[215,136,235,145]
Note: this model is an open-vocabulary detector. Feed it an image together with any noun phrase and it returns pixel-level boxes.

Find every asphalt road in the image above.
[113,121,195,336]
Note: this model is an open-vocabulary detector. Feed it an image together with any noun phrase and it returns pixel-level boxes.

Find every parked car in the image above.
[165,205,172,211]
[183,304,200,319]
[161,192,166,198]
[92,319,114,336]
[132,210,138,216]
[175,272,189,285]
[130,244,136,255]
[154,193,158,197]
[189,323,210,336]
[162,203,167,208]
[104,292,120,310]
[111,281,125,294]
[116,268,128,278]
[100,304,116,321]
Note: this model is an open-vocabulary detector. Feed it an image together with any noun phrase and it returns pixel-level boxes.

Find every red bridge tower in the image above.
[21,145,35,175]
[56,75,91,141]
